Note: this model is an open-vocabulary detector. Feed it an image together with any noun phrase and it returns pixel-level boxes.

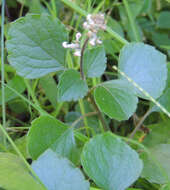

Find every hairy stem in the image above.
[80,37,89,80]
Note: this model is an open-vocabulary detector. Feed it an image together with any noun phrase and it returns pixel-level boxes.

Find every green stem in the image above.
[24,79,45,115]
[51,0,57,18]
[123,0,140,42]
[88,93,108,132]
[0,123,47,189]
[61,0,128,45]
[3,83,46,116]
[1,0,6,146]
[78,99,90,137]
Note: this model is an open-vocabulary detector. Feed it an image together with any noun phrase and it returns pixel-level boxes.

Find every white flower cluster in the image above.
[62,13,106,56]
[62,32,82,56]
[83,13,106,46]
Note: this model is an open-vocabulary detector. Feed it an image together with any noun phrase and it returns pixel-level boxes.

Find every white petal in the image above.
[62,42,68,48]
[76,32,82,41]
[74,50,81,56]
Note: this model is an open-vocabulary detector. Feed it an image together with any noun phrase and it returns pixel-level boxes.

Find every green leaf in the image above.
[32,149,89,190]
[50,128,77,163]
[83,46,107,78]
[0,76,26,105]
[118,42,167,99]
[27,115,68,160]
[0,153,44,190]
[151,88,170,113]
[39,75,58,108]
[6,14,68,79]
[94,79,138,121]
[57,69,88,102]
[81,132,143,190]
[107,17,124,37]
[157,11,170,29]
[143,121,170,148]
[141,144,170,184]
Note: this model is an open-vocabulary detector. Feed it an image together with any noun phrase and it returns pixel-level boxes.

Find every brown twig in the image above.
[71,112,97,127]
[129,109,151,139]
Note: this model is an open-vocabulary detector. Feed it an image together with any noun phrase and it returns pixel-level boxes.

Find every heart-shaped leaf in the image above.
[83,46,107,78]
[81,132,143,190]
[27,116,68,160]
[6,14,68,79]
[118,42,167,99]
[50,128,78,163]
[32,149,89,190]
[57,69,88,102]
[94,79,138,121]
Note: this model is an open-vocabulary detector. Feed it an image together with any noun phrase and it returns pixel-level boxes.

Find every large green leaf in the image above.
[94,80,138,121]
[81,132,143,190]
[6,14,68,79]
[50,128,78,163]
[0,76,26,105]
[32,149,89,190]
[83,46,107,78]
[27,115,68,160]
[141,144,170,184]
[118,42,167,99]
[0,153,44,190]
[57,69,88,102]
[157,11,170,29]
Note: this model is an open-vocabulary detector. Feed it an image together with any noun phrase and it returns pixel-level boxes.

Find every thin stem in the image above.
[3,83,47,116]
[0,123,46,189]
[123,0,140,42]
[71,112,97,127]
[19,3,24,17]
[1,0,6,146]
[88,93,108,132]
[78,99,90,137]
[80,37,89,80]
[51,0,57,18]
[24,79,46,115]
[129,109,151,139]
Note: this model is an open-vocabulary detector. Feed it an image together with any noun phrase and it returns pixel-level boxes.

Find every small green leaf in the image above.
[141,144,170,184]
[81,132,143,190]
[118,42,167,99]
[6,14,68,79]
[50,128,78,163]
[57,69,88,102]
[143,121,170,148]
[27,115,68,160]
[157,11,170,29]
[94,79,138,121]
[151,88,170,113]
[83,46,107,78]
[0,153,44,190]
[32,149,89,190]
[0,76,26,105]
